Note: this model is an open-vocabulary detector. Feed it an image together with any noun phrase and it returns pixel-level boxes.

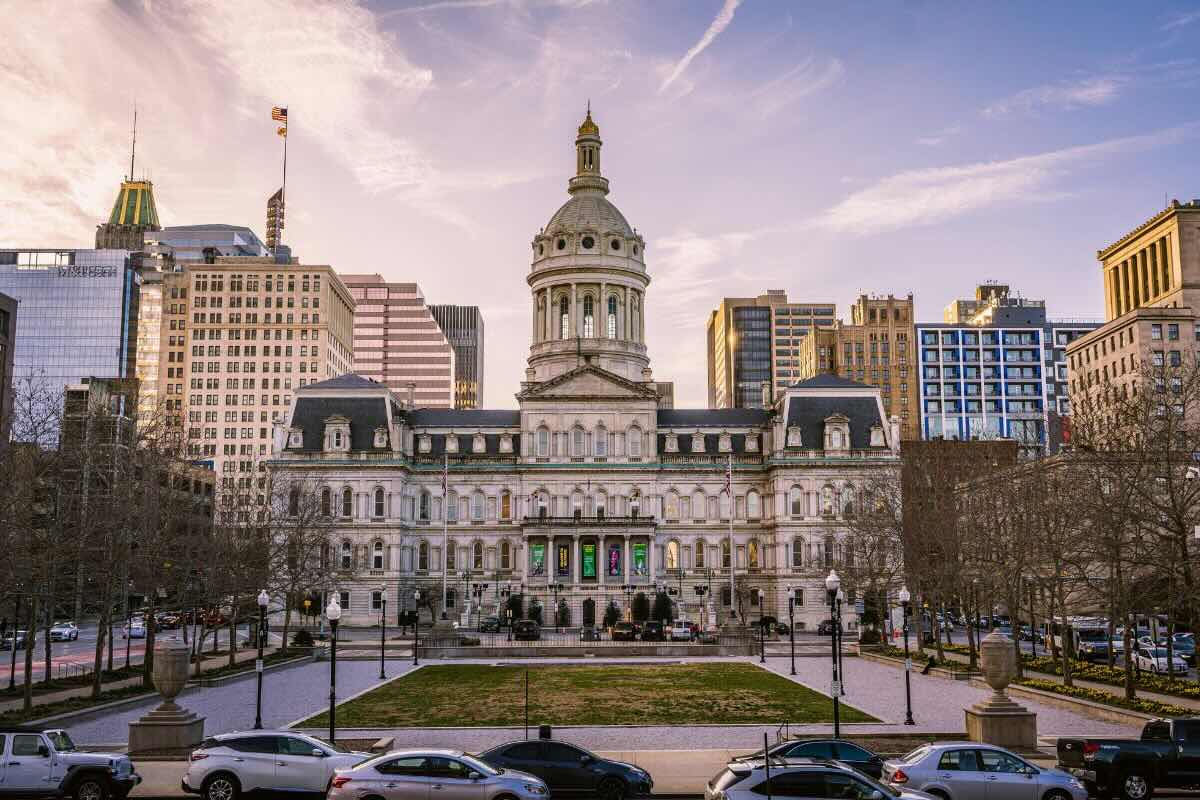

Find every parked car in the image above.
[479,615,501,633]
[123,620,147,639]
[183,730,369,800]
[641,621,666,642]
[156,611,182,629]
[773,622,791,636]
[710,755,933,800]
[611,621,639,642]
[817,619,843,636]
[887,742,1087,800]
[1,630,31,650]
[479,739,653,800]
[668,622,693,641]
[0,726,140,799]
[512,620,541,641]
[733,739,884,779]
[1057,717,1200,800]
[49,621,80,642]
[1172,633,1196,663]
[329,749,549,800]
[579,625,602,641]
[1132,646,1188,675]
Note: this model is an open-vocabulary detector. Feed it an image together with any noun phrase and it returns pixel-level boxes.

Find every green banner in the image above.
[582,543,596,578]
[531,543,545,577]
[633,542,648,576]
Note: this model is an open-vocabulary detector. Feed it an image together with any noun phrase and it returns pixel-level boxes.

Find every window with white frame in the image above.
[418,541,429,571]
[501,540,511,569]
[594,425,608,456]
[473,541,484,570]
[447,492,458,522]
[371,590,383,611]
[573,427,586,456]
[471,491,485,521]
[792,538,804,568]
[341,488,353,518]
[695,539,706,568]
[373,488,385,518]
[789,486,803,517]
[372,541,384,569]
[537,427,550,457]
[340,541,352,570]
[446,540,456,570]
[419,492,431,521]
[747,490,761,519]
[628,427,642,457]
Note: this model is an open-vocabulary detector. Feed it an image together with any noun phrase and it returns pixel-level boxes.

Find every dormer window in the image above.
[664,432,679,453]
[334,431,343,448]
[823,414,851,453]
[500,433,514,453]
[473,432,486,453]
[446,435,459,453]
[786,426,802,447]
[718,432,732,453]
[374,427,389,449]
[419,434,432,453]
[745,433,759,452]
[324,416,351,453]
[287,428,303,448]
[691,433,705,453]
[869,425,885,447]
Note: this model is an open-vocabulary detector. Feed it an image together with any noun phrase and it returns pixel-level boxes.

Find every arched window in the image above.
[842,486,856,516]
[333,430,342,448]
[471,491,485,521]
[419,491,431,521]
[792,538,804,568]
[694,539,706,568]
[372,540,384,569]
[665,492,680,520]
[418,540,429,571]
[680,495,691,519]
[447,491,458,522]
[500,491,512,520]
[594,425,608,457]
[473,541,484,570]
[721,539,731,569]
[596,491,607,519]
[692,491,705,520]
[341,488,353,518]
[536,426,550,457]
[559,296,570,339]
[572,491,583,519]
[789,486,804,517]
[446,540,456,570]
[501,540,511,570]
[583,295,594,337]
[573,427,586,456]
[320,542,330,570]
[288,488,299,517]
[666,540,680,570]
[747,490,761,519]
[607,296,618,338]
[340,541,352,570]
[320,488,331,517]
[748,539,760,569]
[628,427,642,457]
[373,488,385,518]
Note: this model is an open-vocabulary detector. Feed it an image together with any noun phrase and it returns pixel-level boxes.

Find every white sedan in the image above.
[123,620,147,639]
[668,622,693,641]
[1133,646,1188,674]
[49,621,79,641]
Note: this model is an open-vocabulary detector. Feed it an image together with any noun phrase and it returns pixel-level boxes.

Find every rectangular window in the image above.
[1169,324,1180,341]
[1151,324,1163,340]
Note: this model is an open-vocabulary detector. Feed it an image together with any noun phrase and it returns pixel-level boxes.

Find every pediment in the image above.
[518,364,658,401]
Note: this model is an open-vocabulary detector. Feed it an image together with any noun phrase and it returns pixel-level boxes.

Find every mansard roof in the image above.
[304,373,386,391]
[287,396,391,452]
[784,395,885,451]
[657,408,771,427]
[657,431,751,455]
[788,374,873,390]
[416,432,521,457]
[405,409,521,428]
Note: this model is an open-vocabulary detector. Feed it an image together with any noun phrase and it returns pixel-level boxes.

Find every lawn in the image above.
[301,662,877,728]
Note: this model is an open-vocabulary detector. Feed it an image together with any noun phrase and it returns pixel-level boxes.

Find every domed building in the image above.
[269,111,899,636]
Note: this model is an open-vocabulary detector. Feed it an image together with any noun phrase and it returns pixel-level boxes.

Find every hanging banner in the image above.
[531,543,545,576]
[633,542,648,576]
[608,544,622,576]
[557,543,570,576]
[582,543,597,578]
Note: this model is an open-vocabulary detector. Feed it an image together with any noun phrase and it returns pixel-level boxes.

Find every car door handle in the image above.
[7,762,18,766]
[939,774,952,779]
[232,758,244,762]
[432,783,443,790]
[277,761,287,766]
[987,776,998,781]
[386,783,399,788]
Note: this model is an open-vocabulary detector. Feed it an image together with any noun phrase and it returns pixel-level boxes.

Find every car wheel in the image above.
[202,772,241,800]
[1119,772,1152,800]
[926,789,951,800]
[72,775,110,800]
[597,777,627,800]
[1043,789,1072,800]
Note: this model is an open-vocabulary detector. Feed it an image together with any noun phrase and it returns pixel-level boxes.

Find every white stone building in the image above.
[267,111,900,631]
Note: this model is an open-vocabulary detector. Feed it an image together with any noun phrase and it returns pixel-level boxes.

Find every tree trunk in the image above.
[967,610,977,669]
[42,586,52,685]
[1123,622,1136,700]
[228,609,238,668]
[23,595,37,711]
[143,606,156,689]
[281,600,293,655]
[932,600,945,662]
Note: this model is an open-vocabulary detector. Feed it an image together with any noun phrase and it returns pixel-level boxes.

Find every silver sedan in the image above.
[328,749,549,800]
[883,743,1088,800]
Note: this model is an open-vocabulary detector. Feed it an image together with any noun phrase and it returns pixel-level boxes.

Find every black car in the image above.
[611,621,639,641]
[733,739,884,779]
[816,619,843,636]
[479,739,653,800]
[641,621,665,641]
[479,616,501,633]
[512,620,541,641]
[579,625,602,641]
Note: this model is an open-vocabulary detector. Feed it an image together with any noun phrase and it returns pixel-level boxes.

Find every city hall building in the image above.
[268,112,900,631]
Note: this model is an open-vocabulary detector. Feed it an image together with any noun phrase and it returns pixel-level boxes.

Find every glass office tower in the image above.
[0,249,141,396]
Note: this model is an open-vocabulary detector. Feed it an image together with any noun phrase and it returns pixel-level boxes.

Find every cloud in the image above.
[384,0,604,15]
[659,0,742,94]
[747,57,845,118]
[1163,10,1200,30]
[819,123,1200,234]
[982,76,1126,117]
[915,125,964,147]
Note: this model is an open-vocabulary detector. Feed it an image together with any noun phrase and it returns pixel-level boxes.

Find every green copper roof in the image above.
[107,181,160,227]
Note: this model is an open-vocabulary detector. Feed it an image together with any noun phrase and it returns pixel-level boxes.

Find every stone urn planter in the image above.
[152,637,190,710]
[965,629,1036,748]
[128,637,206,756]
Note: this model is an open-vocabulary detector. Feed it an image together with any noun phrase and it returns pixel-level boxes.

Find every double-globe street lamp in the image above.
[825,570,842,739]
[254,589,269,729]
[378,587,388,680]
[325,597,342,744]
[412,590,421,666]
[787,585,797,676]
[898,586,916,726]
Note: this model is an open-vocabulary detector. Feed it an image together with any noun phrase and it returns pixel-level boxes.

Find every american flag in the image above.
[441,454,449,496]
[724,455,732,496]
[271,106,288,122]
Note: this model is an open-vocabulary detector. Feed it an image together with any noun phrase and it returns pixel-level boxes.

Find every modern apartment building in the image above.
[796,294,917,440]
[1067,199,1200,410]
[918,285,1099,455]
[341,275,455,409]
[176,258,355,487]
[0,292,15,440]
[706,290,836,408]
[429,304,485,409]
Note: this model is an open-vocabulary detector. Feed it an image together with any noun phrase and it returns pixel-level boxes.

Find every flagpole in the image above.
[280,115,288,247]
[442,453,449,620]
[728,454,735,625]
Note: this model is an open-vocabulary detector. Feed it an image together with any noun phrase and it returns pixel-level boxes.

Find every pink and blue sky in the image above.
[3,1,1200,407]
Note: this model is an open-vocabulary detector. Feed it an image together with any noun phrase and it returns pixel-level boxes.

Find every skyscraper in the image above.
[341,275,455,409]
[0,292,15,441]
[266,189,284,252]
[95,180,161,251]
[429,304,485,409]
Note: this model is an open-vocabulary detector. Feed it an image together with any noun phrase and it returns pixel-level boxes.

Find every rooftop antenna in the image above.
[128,104,138,181]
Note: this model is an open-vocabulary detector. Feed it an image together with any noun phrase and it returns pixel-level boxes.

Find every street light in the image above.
[758,589,766,664]
[825,570,841,739]
[898,586,915,726]
[254,589,269,729]
[412,590,421,666]
[787,586,796,676]
[378,587,388,680]
[325,596,342,744]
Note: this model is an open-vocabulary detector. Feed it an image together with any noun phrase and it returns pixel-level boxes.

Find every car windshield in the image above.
[1078,629,1106,641]
[460,755,499,776]
[310,736,352,753]
[900,746,930,763]
[1148,648,1170,657]
[47,731,77,752]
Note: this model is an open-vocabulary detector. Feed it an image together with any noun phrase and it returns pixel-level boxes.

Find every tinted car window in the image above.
[504,742,543,760]
[788,742,836,759]
[227,736,278,754]
[979,751,1027,773]
[938,750,979,771]
[543,742,587,763]
[12,735,44,757]
[428,758,473,779]
[1143,721,1171,741]
[279,736,321,756]
[761,772,829,797]
[377,757,429,776]
[825,772,878,799]
[835,744,872,762]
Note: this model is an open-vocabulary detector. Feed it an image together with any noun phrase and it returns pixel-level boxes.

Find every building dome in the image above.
[545,194,634,237]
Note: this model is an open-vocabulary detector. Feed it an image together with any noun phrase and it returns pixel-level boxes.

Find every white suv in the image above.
[183,730,370,800]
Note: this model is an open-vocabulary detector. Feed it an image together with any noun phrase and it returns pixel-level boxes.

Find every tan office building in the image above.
[706,290,836,408]
[341,274,456,409]
[1068,200,1200,412]
[796,294,918,440]
[168,258,355,491]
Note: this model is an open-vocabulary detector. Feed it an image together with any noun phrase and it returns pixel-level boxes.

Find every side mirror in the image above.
[469,771,484,781]
[312,749,325,758]
[869,790,885,800]
[580,754,593,764]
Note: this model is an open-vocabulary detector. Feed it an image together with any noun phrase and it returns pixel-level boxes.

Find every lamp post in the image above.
[325,596,342,744]
[825,570,841,739]
[412,590,421,666]
[254,589,268,729]
[758,590,766,664]
[899,586,915,726]
[378,587,388,680]
[788,586,796,676]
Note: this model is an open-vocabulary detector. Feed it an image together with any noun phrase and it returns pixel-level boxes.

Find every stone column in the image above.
[545,287,553,341]
[1161,237,1172,291]
[598,535,605,585]
[624,286,631,340]
[624,534,631,580]
[574,534,582,584]
[600,281,607,337]
[570,282,578,337]
[647,534,656,578]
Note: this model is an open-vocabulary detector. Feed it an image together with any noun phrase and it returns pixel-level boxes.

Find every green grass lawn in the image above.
[302,662,877,728]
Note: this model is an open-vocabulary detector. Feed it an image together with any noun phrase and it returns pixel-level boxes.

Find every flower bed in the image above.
[1016,678,1191,717]
[1020,655,1200,701]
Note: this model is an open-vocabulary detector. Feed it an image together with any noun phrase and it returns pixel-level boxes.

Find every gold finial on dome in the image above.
[577,101,599,137]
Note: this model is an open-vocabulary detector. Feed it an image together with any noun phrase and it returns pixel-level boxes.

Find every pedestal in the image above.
[128,702,206,757]
[965,693,1037,749]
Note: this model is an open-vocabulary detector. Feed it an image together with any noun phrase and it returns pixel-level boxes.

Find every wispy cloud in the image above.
[982,76,1126,117]
[747,57,845,118]
[659,0,742,94]
[916,124,964,147]
[1163,10,1200,30]
[819,123,1200,234]
[384,0,603,16]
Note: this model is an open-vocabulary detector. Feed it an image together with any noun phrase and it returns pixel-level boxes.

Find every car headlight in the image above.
[523,783,548,795]
[1069,778,1085,789]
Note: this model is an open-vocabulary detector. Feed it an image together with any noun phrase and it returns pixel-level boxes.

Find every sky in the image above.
[3,1,1200,409]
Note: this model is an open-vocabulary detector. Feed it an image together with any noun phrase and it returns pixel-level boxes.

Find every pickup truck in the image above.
[1057,717,1200,800]
[0,726,140,799]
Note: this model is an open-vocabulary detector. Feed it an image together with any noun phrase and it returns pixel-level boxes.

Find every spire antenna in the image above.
[129,104,138,181]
